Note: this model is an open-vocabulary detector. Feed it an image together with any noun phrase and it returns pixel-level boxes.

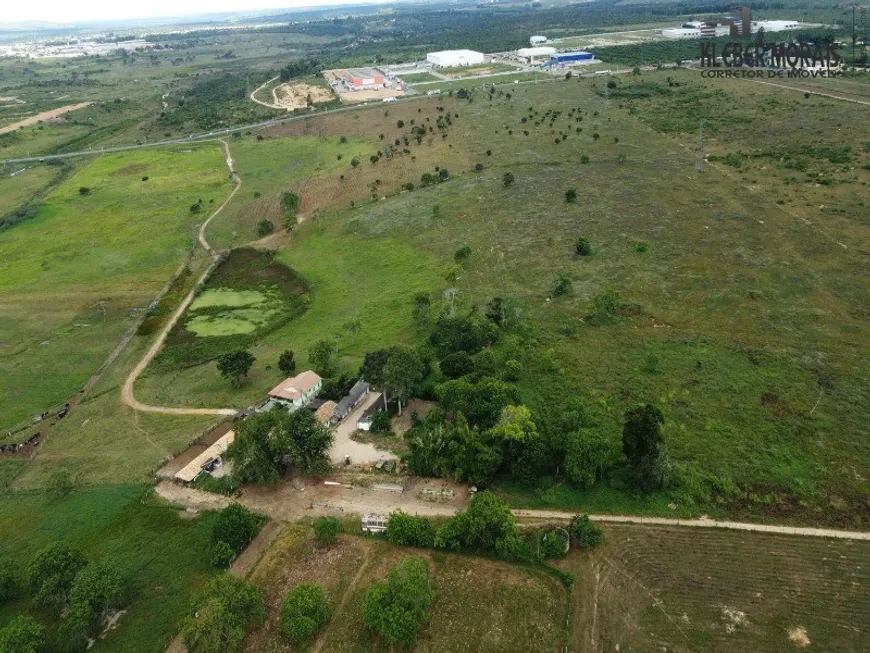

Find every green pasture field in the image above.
[135,225,443,410]
[412,72,553,92]
[0,144,230,431]
[564,523,870,652]
[124,74,870,522]
[153,247,309,369]
[399,71,439,83]
[207,134,376,248]
[243,523,567,653]
[0,164,66,216]
[0,485,219,653]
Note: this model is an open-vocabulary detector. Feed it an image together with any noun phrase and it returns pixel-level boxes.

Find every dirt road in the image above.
[156,480,870,541]
[120,140,240,417]
[0,101,91,135]
[329,392,384,464]
[249,75,281,109]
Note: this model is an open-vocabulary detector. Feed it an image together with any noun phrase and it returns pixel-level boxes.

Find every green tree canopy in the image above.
[386,512,436,548]
[435,491,518,554]
[442,413,502,486]
[622,404,671,491]
[216,350,255,388]
[0,615,45,653]
[280,583,331,646]
[383,346,424,415]
[212,504,263,556]
[182,576,264,653]
[27,543,87,614]
[314,517,339,545]
[278,349,296,376]
[225,410,333,485]
[308,339,337,376]
[362,557,432,649]
[437,376,520,429]
[428,316,498,357]
[564,428,618,490]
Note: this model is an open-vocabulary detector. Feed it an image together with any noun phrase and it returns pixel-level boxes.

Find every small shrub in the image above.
[454,245,472,263]
[211,541,235,568]
[580,154,590,164]
[474,163,484,172]
[386,512,436,548]
[78,187,91,196]
[570,515,603,549]
[314,517,339,545]
[574,237,592,256]
[370,410,391,434]
[635,240,649,253]
[552,274,573,297]
[256,219,274,237]
[565,189,577,204]
[502,172,515,187]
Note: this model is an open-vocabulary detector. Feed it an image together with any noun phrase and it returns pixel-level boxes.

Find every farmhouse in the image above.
[267,370,322,410]
[332,380,370,424]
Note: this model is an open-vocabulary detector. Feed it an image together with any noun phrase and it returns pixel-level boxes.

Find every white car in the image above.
[383,97,396,103]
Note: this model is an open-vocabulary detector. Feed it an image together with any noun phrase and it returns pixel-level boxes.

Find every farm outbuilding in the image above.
[331,380,371,424]
[426,49,485,67]
[530,35,548,46]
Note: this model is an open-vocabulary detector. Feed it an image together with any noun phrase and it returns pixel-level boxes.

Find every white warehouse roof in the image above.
[426,49,485,67]
[518,46,557,58]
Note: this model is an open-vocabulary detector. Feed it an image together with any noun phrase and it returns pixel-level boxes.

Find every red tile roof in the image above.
[268,370,322,401]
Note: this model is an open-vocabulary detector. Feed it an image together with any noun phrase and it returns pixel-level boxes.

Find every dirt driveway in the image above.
[0,102,91,135]
[329,392,386,465]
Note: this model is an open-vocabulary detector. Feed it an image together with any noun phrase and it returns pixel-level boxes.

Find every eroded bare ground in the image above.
[0,101,91,134]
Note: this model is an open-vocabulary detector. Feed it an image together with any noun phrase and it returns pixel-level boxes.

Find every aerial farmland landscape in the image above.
[1,0,869,651]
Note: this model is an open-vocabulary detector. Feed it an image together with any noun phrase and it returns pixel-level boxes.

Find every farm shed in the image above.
[332,380,370,424]
[315,400,337,425]
[174,431,235,483]
[357,393,384,431]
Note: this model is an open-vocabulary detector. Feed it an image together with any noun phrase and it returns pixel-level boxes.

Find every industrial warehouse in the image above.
[426,49,485,67]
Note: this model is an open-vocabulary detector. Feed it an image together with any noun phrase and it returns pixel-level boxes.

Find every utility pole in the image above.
[695,119,704,173]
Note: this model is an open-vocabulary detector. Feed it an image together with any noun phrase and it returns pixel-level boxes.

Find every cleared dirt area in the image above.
[0,101,91,135]
[337,88,405,103]
[273,82,335,110]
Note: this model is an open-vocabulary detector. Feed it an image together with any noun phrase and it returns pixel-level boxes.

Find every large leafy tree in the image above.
[437,376,520,429]
[308,339,336,376]
[278,350,296,376]
[442,413,501,487]
[182,576,264,653]
[60,561,123,651]
[280,584,331,646]
[435,491,518,554]
[0,615,45,653]
[428,316,498,357]
[362,557,432,650]
[27,543,87,614]
[564,428,618,490]
[404,408,447,477]
[486,404,537,469]
[216,350,255,388]
[622,404,671,491]
[225,410,332,485]
[383,346,423,416]
[212,504,263,557]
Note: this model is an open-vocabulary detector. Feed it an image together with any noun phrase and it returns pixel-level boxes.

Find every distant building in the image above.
[268,370,323,410]
[530,35,548,46]
[426,49,485,67]
[662,28,702,39]
[517,46,557,60]
[753,20,800,33]
[341,68,385,89]
[543,51,594,67]
[332,380,371,424]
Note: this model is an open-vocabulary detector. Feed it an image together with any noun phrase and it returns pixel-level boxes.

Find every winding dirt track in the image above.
[120,140,240,416]
[249,75,282,109]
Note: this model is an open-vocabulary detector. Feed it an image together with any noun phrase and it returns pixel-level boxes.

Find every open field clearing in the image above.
[412,71,553,92]
[565,523,870,652]
[244,523,566,653]
[398,72,440,83]
[0,144,231,430]
[125,75,870,521]
[0,101,92,135]
[0,163,67,217]
[437,63,520,78]
[0,485,220,653]
[274,81,335,109]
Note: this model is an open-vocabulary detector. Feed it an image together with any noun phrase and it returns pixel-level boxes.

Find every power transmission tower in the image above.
[695,119,705,172]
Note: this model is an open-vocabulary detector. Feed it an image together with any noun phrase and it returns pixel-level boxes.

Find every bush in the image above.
[314,517,339,545]
[635,240,649,253]
[574,237,592,256]
[257,219,274,237]
[78,187,91,196]
[540,530,569,559]
[435,491,518,554]
[0,615,45,653]
[454,244,472,263]
[280,584,331,646]
[370,410,391,434]
[44,469,74,501]
[552,274,573,297]
[212,504,263,556]
[502,172,515,187]
[439,351,474,379]
[503,359,522,382]
[182,576,264,653]
[474,163,484,171]
[362,557,432,649]
[565,189,578,204]
[580,154,590,164]
[0,560,20,603]
[386,512,436,548]
[571,515,603,549]
[211,541,236,569]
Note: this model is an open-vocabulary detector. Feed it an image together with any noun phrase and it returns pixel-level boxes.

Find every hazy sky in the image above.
[3,0,382,24]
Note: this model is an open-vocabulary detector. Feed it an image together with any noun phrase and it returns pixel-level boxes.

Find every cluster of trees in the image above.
[181,575,264,653]
[0,543,124,653]
[210,504,265,568]
[225,409,333,485]
[363,557,432,649]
